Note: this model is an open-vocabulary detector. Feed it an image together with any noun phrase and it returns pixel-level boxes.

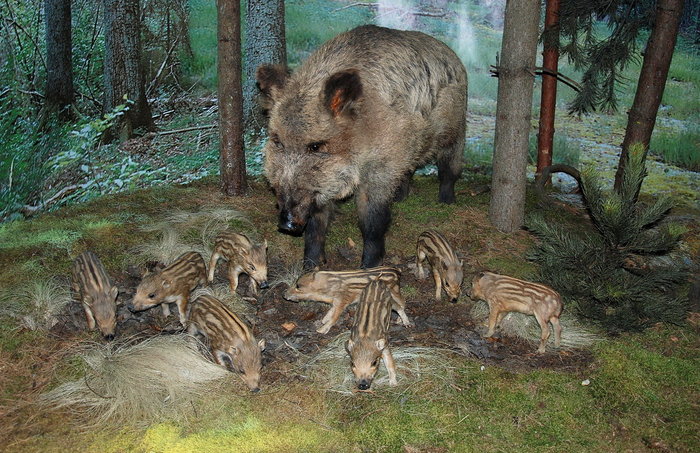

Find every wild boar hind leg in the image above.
[433,83,466,204]
[356,191,392,269]
[303,204,332,270]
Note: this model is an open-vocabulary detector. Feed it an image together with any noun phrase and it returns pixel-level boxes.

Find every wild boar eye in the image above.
[250,264,256,271]
[371,359,379,367]
[307,141,326,153]
[148,293,156,299]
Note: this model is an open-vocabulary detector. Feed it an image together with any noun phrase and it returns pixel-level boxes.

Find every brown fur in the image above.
[284,266,412,334]
[130,251,207,326]
[346,279,397,390]
[208,232,268,296]
[470,272,563,353]
[71,251,118,340]
[257,25,467,268]
[416,230,463,302]
[187,294,265,392]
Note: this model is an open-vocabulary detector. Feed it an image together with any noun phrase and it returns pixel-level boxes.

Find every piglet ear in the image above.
[345,339,354,353]
[375,338,386,351]
[256,64,288,110]
[323,70,363,117]
[110,286,119,302]
[258,339,266,351]
[215,350,234,371]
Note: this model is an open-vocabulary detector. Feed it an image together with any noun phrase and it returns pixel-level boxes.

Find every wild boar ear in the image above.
[263,239,268,251]
[375,338,386,351]
[256,64,288,107]
[110,286,119,301]
[161,279,171,289]
[258,339,266,351]
[345,339,354,352]
[323,69,363,118]
[215,350,234,371]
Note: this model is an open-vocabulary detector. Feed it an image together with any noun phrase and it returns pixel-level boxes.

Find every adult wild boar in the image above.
[257,25,467,268]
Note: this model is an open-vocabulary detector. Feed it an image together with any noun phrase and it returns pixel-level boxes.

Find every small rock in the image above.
[581,379,590,386]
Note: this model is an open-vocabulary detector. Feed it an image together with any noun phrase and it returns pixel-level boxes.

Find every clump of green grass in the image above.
[0,278,73,331]
[528,132,581,168]
[649,127,700,171]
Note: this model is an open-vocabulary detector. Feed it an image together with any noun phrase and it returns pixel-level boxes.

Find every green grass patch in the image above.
[650,127,700,171]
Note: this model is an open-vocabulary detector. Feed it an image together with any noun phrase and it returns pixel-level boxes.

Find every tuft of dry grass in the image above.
[0,278,73,331]
[131,227,212,265]
[470,301,603,349]
[301,332,458,395]
[39,334,231,428]
[144,206,249,233]
[191,284,257,322]
[268,259,306,291]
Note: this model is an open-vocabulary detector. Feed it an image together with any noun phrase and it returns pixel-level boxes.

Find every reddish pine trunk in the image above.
[536,0,560,183]
[614,0,685,192]
[218,0,246,196]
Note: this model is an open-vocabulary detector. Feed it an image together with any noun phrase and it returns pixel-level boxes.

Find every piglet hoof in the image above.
[316,324,331,335]
[389,378,398,387]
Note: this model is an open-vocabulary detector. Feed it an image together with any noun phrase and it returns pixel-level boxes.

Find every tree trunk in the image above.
[614,0,685,192]
[44,0,74,119]
[103,0,154,141]
[218,0,246,196]
[243,0,286,134]
[489,0,541,233]
[536,0,560,183]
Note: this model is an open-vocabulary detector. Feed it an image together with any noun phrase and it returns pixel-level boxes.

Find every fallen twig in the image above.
[157,124,216,136]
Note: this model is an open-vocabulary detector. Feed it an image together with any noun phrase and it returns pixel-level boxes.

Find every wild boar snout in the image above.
[357,379,371,390]
[259,280,269,289]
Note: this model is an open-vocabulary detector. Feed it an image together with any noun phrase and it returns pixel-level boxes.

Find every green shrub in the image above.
[528,145,689,333]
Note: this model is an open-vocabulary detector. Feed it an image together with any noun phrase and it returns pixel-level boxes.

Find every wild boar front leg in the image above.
[303,204,332,270]
[227,264,243,293]
[161,303,171,317]
[174,295,188,327]
[357,191,391,268]
[382,347,398,386]
[389,286,413,327]
[317,295,352,334]
[83,303,96,330]
[485,304,501,338]
[534,311,551,353]
[432,267,443,300]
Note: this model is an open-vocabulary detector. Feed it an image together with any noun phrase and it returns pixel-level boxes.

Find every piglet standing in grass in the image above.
[415,230,463,302]
[208,232,268,296]
[71,251,118,340]
[346,279,398,390]
[129,251,207,326]
[469,272,563,353]
[187,294,265,393]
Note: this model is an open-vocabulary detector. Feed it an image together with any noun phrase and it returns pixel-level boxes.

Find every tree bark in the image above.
[218,0,246,196]
[103,0,154,141]
[489,0,541,233]
[536,0,560,183]
[44,0,74,119]
[243,0,286,134]
[614,0,685,192]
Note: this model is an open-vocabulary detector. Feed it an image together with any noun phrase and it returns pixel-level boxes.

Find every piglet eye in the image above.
[371,359,379,367]
[148,293,156,299]
[307,141,325,153]
[250,265,256,271]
